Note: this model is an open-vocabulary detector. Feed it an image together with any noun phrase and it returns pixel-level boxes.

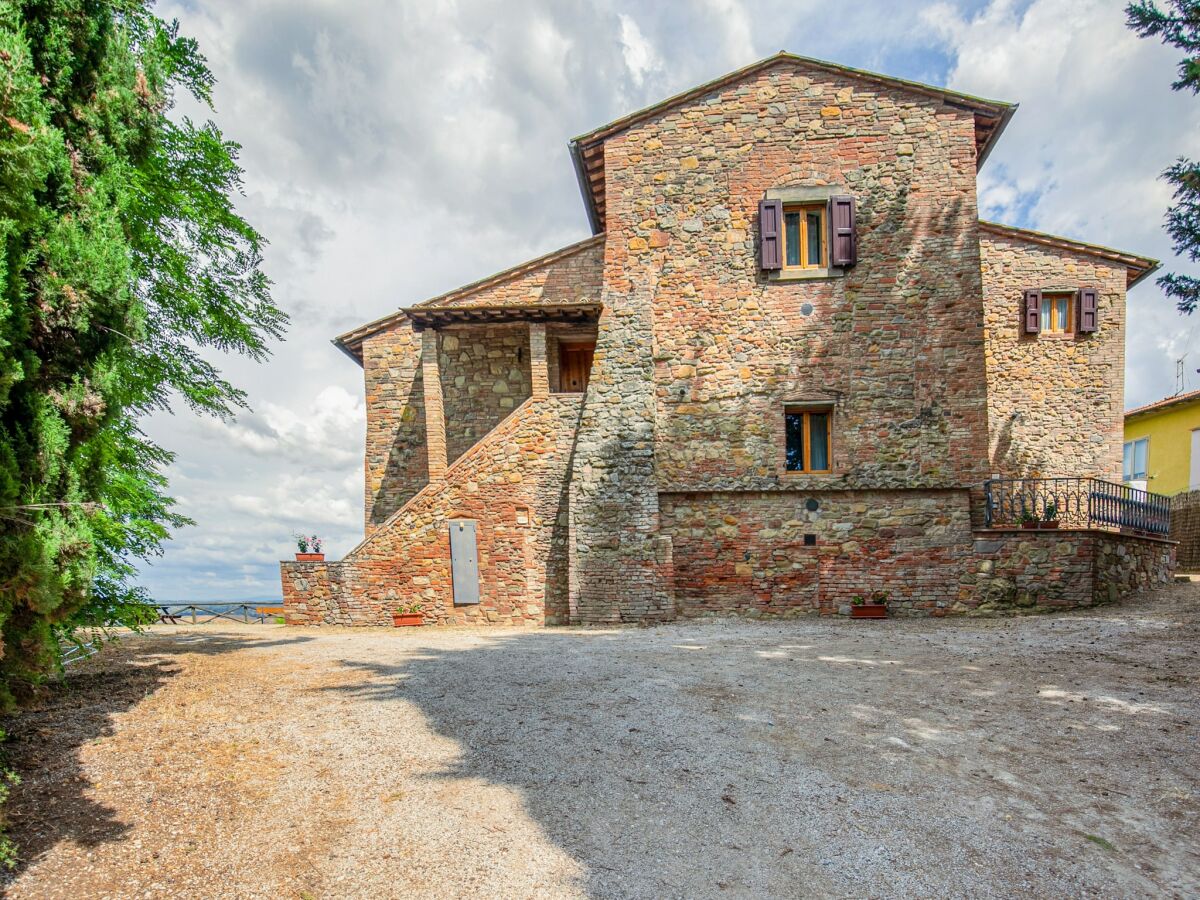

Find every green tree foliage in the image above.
[1128,1,1200,312]
[0,0,285,704]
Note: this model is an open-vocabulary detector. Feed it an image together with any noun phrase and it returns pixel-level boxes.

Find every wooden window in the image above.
[782,204,826,270]
[1040,291,1074,334]
[785,407,832,473]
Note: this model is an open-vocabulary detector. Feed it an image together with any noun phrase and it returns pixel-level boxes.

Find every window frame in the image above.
[1040,290,1075,335]
[784,406,833,474]
[1123,436,1149,482]
[780,203,827,271]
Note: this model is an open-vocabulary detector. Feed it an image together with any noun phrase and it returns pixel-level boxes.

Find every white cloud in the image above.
[926,0,1200,406]
[619,14,663,87]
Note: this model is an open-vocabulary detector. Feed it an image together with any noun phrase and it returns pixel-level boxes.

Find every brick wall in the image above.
[439,325,532,465]
[283,395,582,627]
[980,231,1127,481]
[661,489,976,617]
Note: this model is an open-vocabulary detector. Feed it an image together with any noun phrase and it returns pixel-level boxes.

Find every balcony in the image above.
[983,477,1171,538]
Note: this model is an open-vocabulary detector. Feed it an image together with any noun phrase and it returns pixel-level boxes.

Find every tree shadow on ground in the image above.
[1,630,314,880]
[312,616,1199,898]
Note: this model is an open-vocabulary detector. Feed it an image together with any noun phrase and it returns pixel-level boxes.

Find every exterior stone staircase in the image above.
[282,395,583,626]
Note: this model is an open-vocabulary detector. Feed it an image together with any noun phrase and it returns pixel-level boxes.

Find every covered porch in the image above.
[402,302,601,475]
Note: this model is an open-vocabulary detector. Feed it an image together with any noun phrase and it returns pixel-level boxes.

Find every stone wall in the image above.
[438,324,532,465]
[362,318,425,532]
[283,395,582,627]
[430,237,603,308]
[623,58,991,493]
[567,57,996,624]
[359,239,601,533]
[970,528,1174,613]
[980,230,1127,481]
[661,489,977,617]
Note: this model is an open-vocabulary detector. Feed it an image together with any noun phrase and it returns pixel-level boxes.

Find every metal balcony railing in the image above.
[983,477,1170,537]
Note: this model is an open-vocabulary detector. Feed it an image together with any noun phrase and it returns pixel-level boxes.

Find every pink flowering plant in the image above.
[294,533,323,553]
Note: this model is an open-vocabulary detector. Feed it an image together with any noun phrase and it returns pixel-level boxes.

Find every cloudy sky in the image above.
[140,0,1200,602]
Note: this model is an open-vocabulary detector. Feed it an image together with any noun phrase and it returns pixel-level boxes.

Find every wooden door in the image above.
[558,342,594,393]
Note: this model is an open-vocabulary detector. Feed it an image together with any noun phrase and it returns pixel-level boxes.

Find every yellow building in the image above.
[1123,389,1200,495]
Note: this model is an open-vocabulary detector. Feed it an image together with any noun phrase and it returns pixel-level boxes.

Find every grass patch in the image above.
[1084,833,1116,852]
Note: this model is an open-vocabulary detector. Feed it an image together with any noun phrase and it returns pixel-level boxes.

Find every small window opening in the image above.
[785,407,832,473]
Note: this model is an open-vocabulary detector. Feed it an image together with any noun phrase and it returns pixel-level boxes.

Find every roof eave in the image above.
[1127,259,1162,290]
[1125,389,1200,420]
[570,139,603,236]
[979,220,1159,288]
[975,102,1018,170]
[569,51,1013,147]
[331,336,364,367]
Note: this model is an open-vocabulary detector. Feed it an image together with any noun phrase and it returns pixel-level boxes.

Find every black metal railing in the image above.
[983,477,1171,537]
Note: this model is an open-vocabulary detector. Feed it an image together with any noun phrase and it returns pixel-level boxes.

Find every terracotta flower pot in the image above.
[850,604,888,619]
[1041,520,1060,529]
[295,552,325,561]
[392,613,423,627]
[1020,521,1039,530]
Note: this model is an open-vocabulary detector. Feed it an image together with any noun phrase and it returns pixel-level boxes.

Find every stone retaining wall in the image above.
[970,528,1174,613]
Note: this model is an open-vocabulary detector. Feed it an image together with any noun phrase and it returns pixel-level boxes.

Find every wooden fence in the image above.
[1170,490,1200,570]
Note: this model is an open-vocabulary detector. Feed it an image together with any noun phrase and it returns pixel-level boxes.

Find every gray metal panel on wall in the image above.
[449,519,480,605]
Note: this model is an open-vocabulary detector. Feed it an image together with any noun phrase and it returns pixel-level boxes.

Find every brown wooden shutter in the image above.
[828,195,857,267]
[1078,287,1099,333]
[759,199,783,271]
[1023,289,1042,334]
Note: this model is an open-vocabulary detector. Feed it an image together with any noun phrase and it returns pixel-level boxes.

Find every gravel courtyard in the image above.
[6,586,1199,899]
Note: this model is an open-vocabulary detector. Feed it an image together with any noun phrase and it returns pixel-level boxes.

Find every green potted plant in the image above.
[294,533,325,561]
[392,601,424,627]
[1041,502,1060,529]
[850,590,888,619]
[1018,509,1040,530]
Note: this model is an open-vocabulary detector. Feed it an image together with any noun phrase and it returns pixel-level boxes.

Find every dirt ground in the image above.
[4,586,1199,899]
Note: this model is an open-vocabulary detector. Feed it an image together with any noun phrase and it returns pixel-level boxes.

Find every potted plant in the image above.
[392,602,424,627]
[850,591,889,619]
[1041,502,1060,529]
[294,533,325,562]
[1018,509,1040,530]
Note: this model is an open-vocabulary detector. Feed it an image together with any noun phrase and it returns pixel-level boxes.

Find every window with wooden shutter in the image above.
[828,195,856,267]
[1023,289,1042,334]
[759,199,783,271]
[781,203,826,270]
[1078,287,1099,333]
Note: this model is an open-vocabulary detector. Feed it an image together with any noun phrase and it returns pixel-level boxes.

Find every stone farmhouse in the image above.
[282,52,1174,627]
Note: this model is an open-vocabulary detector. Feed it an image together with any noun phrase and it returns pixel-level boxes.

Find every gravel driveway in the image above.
[6,585,1199,898]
